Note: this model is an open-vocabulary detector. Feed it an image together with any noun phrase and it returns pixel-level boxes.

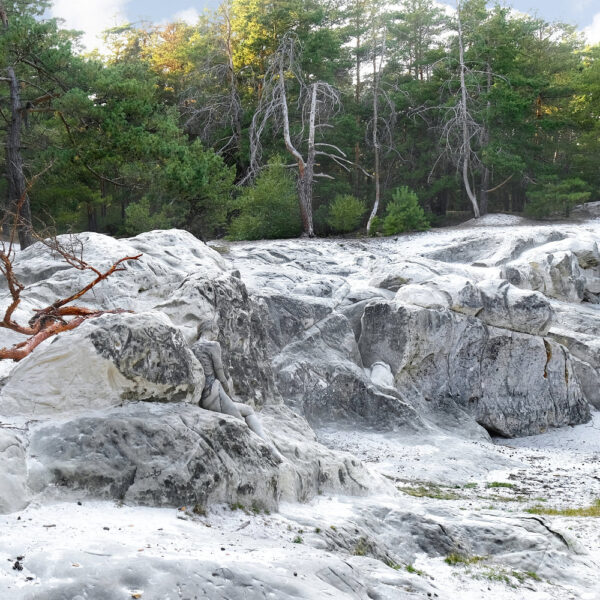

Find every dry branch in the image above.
[0,171,142,361]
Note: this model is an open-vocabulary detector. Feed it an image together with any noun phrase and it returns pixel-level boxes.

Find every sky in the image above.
[49,0,600,52]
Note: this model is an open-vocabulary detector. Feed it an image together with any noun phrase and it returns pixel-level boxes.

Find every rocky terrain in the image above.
[1,214,599,599]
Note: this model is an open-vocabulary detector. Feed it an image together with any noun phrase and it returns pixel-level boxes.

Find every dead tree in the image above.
[0,4,32,247]
[0,183,142,361]
[366,17,397,232]
[182,2,243,159]
[424,4,486,219]
[244,34,364,237]
[456,4,480,218]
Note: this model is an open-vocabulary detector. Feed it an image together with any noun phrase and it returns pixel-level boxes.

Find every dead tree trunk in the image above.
[366,25,387,233]
[479,63,492,216]
[457,8,480,219]
[223,5,243,157]
[353,5,362,198]
[277,53,314,236]
[245,34,365,237]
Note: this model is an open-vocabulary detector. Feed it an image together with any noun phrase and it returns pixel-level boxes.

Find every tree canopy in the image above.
[0,0,598,242]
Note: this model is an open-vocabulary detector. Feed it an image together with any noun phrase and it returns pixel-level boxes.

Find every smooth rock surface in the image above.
[0,311,204,417]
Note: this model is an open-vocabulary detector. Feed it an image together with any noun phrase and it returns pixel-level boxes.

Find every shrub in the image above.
[382,187,430,235]
[525,177,591,218]
[125,196,175,235]
[228,157,302,240]
[327,194,366,233]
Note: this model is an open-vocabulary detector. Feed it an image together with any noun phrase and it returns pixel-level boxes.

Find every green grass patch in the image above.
[400,484,460,500]
[486,482,516,489]
[472,567,542,588]
[405,564,427,576]
[353,537,368,556]
[527,499,600,517]
[444,553,486,566]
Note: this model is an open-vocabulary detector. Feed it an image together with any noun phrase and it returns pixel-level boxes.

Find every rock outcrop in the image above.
[0,311,204,417]
[359,299,587,437]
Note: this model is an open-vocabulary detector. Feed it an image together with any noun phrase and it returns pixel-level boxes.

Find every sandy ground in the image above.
[1,414,598,599]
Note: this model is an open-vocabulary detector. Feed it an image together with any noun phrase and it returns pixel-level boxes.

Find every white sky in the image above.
[50,0,600,52]
[49,0,200,53]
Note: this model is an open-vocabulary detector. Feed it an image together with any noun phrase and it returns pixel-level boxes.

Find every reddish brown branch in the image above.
[1,160,142,361]
[0,309,129,361]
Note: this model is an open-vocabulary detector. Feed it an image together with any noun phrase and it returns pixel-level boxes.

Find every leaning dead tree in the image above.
[455,3,480,218]
[0,188,142,361]
[366,20,399,232]
[244,33,365,237]
[426,3,490,219]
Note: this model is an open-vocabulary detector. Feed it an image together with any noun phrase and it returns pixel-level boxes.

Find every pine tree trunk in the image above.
[6,66,33,248]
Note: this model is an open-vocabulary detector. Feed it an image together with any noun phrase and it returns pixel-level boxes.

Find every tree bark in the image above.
[366,24,386,233]
[223,6,242,157]
[6,66,33,248]
[300,84,318,237]
[278,55,314,236]
[353,7,362,198]
[479,63,492,216]
[457,6,480,219]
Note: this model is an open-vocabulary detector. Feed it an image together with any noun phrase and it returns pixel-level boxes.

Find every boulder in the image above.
[29,402,281,510]
[273,313,423,431]
[0,230,227,317]
[395,276,553,336]
[0,311,204,417]
[27,402,384,511]
[358,299,589,437]
[500,236,600,303]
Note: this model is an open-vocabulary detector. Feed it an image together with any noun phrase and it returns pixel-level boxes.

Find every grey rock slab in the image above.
[358,299,589,437]
[28,402,281,510]
[157,272,280,406]
[273,313,424,431]
[0,311,204,417]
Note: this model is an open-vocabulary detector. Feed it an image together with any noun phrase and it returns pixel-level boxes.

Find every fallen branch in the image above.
[1,165,142,361]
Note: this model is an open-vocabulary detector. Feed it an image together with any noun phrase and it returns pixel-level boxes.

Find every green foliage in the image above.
[405,564,426,576]
[525,177,591,218]
[125,197,174,235]
[444,553,486,566]
[3,0,599,238]
[486,482,515,489]
[527,499,600,517]
[326,194,366,233]
[228,157,302,240]
[399,483,460,500]
[353,537,369,556]
[382,187,430,235]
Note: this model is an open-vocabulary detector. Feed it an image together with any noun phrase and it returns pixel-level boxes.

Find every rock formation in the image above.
[2,220,600,599]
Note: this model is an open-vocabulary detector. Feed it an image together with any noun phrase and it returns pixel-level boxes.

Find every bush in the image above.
[382,187,430,235]
[525,177,591,218]
[125,197,175,234]
[326,194,366,233]
[228,157,302,240]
